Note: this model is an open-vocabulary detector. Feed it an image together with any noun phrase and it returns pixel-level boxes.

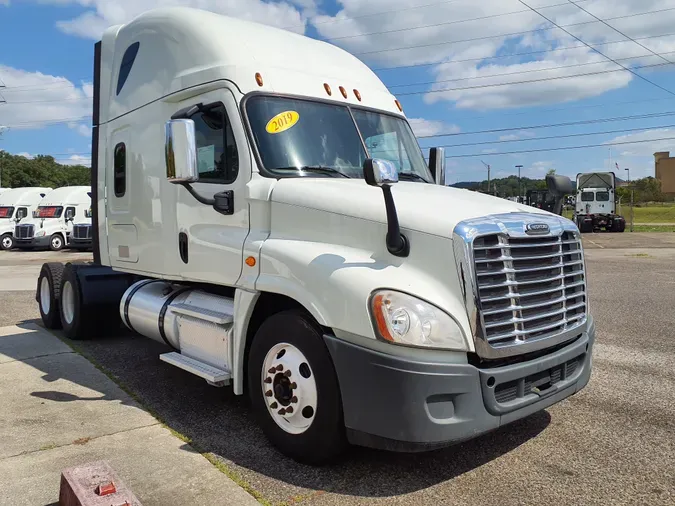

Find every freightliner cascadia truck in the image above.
[35,7,594,465]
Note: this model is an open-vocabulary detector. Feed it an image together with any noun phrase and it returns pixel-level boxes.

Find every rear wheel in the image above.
[59,263,93,340]
[37,263,65,329]
[49,234,64,251]
[247,310,346,465]
[1,233,14,251]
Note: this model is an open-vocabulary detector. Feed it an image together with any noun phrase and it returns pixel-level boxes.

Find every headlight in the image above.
[370,290,468,351]
[36,230,46,237]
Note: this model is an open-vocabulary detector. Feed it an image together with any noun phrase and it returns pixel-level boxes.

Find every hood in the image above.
[270,179,552,237]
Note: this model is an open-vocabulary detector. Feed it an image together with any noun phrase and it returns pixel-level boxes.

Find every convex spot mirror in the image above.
[165,119,199,184]
[364,158,399,187]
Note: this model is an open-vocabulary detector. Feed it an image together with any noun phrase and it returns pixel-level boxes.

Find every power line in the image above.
[436,123,675,148]
[445,135,675,158]
[326,0,589,41]
[371,32,675,71]
[354,7,675,56]
[417,110,675,139]
[397,61,673,96]
[566,0,673,66]
[515,0,675,98]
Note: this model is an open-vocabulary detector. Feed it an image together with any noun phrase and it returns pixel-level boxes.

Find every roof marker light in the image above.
[395,99,403,112]
[324,83,332,96]
[339,86,347,99]
[354,89,362,101]
[255,73,263,87]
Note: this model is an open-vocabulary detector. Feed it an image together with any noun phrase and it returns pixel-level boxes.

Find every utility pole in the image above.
[481,160,491,194]
[625,167,633,232]
[515,164,523,202]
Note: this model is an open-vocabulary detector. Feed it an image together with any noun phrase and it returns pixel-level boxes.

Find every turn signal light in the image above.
[245,256,256,267]
[255,73,263,87]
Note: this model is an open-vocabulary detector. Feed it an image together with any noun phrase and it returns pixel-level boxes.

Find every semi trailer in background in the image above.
[0,187,52,250]
[34,7,595,465]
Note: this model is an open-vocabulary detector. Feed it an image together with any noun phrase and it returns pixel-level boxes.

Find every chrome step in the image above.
[169,302,233,324]
[159,352,231,386]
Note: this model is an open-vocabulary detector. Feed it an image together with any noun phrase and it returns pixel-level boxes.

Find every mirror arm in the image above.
[381,185,410,257]
[180,182,215,206]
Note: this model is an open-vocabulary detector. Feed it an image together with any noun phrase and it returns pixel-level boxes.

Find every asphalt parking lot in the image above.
[0,235,673,506]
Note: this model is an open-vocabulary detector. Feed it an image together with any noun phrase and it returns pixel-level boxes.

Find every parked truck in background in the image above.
[14,186,91,251]
[34,7,595,465]
[0,187,52,250]
[574,172,625,233]
[68,197,94,251]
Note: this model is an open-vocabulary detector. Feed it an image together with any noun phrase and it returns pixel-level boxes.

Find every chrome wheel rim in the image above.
[62,281,75,325]
[40,276,51,315]
[262,342,317,435]
[52,236,62,249]
[1,236,11,249]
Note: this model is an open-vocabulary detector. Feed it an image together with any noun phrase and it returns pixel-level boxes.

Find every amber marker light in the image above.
[371,294,394,342]
[395,99,403,112]
[354,89,362,101]
[324,83,332,96]
[339,86,347,98]
[245,256,256,267]
[255,73,263,87]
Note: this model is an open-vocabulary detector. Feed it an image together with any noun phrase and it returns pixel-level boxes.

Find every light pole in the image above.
[515,165,523,202]
[625,168,634,232]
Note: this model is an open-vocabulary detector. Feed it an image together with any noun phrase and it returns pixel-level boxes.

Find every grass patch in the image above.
[629,225,675,233]
[39,443,58,451]
[626,253,650,258]
[50,332,270,505]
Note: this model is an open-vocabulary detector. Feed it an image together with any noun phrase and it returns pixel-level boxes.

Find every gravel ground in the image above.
[1,236,673,506]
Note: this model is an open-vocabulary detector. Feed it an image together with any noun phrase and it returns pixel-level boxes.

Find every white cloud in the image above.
[69,123,92,137]
[408,118,460,137]
[36,0,310,39]
[60,154,91,166]
[0,65,91,132]
[606,128,675,156]
[499,130,537,142]
[17,152,34,159]
[311,0,675,110]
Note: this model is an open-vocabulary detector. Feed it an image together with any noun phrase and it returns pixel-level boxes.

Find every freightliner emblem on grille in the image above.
[525,223,550,235]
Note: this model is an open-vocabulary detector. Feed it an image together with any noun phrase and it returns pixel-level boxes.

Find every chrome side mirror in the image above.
[364,158,399,187]
[428,147,446,185]
[165,119,198,184]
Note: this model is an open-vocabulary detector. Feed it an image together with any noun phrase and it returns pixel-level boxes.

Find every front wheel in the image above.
[49,234,64,251]
[1,233,14,251]
[247,310,347,465]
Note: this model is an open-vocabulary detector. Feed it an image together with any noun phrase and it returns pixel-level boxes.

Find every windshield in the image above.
[36,206,64,219]
[0,207,14,219]
[245,96,432,181]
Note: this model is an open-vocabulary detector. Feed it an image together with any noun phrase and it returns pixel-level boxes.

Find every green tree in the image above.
[0,151,90,189]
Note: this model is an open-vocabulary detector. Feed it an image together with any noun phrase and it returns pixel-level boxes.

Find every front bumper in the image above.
[14,236,50,248]
[69,238,92,249]
[324,317,595,452]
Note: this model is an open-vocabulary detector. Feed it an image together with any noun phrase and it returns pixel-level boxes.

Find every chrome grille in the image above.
[473,231,586,348]
[15,224,34,239]
[73,224,92,239]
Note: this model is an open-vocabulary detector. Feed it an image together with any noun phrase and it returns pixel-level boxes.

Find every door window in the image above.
[65,207,76,220]
[15,207,28,220]
[190,104,239,184]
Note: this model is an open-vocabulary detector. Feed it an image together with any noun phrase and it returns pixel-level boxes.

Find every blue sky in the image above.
[1,0,675,183]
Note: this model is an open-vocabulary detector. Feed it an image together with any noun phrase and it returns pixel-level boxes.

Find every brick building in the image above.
[654,152,675,195]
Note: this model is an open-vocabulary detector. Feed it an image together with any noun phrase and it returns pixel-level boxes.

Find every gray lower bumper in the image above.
[70,239,92,249]
[324,318,595,452]
[15,236,49,248]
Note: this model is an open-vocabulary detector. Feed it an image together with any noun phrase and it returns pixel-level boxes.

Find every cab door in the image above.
[172,87,251,286]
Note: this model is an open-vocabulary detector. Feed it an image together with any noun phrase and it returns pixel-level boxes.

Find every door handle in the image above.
[178,232,188,264]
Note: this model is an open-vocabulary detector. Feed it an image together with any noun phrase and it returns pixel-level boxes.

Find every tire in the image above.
[1,233,14,251]
[37,263,65,329]
[614,218,626,233]
[49,234,64,251]
[59,263,93,340]
[247,310,347,465]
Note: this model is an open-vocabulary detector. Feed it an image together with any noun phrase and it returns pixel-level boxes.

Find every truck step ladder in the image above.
[169,302,233,324]
[160,352,231,386]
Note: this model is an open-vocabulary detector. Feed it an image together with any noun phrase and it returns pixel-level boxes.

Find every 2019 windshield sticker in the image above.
[265,111,300,134]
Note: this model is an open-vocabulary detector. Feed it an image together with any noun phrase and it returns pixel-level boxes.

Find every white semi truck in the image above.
[68,196,94,251]
[14,186,91,251]
[0,187,52,250]
[35,7,594,464]
[574,172,625,233]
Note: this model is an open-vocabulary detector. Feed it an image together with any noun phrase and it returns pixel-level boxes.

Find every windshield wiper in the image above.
[276,165,351,178]
[398,172,431,183]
